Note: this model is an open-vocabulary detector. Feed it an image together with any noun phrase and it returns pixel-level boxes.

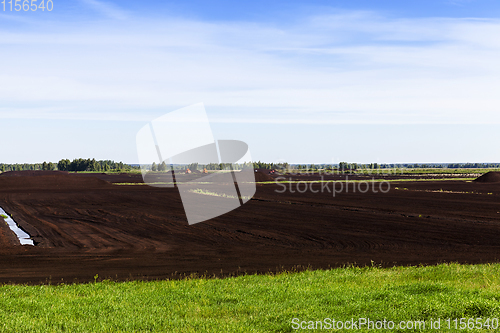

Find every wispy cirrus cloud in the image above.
[0,10,500,124]
[445,0,476,6]
[79,0,128,20]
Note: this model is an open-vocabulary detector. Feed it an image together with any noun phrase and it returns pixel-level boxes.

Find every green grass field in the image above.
[1,263,500,332]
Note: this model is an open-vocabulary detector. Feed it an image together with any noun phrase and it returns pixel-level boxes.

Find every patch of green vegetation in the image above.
[0,214,8,219]
[114,179,239,186]
[258,178,475,184]
[1,263,500,332]
[188,188,253,200]
[286,168,499,177]
[395,168,500,175]
[394,188,497,196]
[71,170,143,174]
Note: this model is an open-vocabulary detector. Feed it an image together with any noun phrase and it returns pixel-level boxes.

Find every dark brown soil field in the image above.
[0,171,499,284]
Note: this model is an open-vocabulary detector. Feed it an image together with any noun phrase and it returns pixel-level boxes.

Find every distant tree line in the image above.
[57,158,132,172]
[285,162,500,171]
[150,162,168,172]
[0,159,139,172]
[0,162,55,172]
[445,163,500,169]
[4,160,497,173]
[253,161,289,170]
[147,162,255,172]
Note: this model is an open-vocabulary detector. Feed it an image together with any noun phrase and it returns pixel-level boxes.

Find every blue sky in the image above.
[1,0,500,164]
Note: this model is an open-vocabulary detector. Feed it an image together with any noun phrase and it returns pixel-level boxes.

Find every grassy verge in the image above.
[188,188,253,200]
[1,263,500,332]
[113,178,477,186]
[69,170,142,174]
[291,168,499,175]
[258,178,476,184]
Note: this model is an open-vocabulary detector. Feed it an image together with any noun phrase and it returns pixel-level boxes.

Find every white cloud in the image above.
[0,11,500,124]
[79,0,128,20]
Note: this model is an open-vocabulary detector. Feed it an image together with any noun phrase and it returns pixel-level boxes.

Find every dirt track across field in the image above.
[0,171,499,284]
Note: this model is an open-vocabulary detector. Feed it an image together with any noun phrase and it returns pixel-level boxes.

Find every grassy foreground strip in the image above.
[1,264,500,332]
